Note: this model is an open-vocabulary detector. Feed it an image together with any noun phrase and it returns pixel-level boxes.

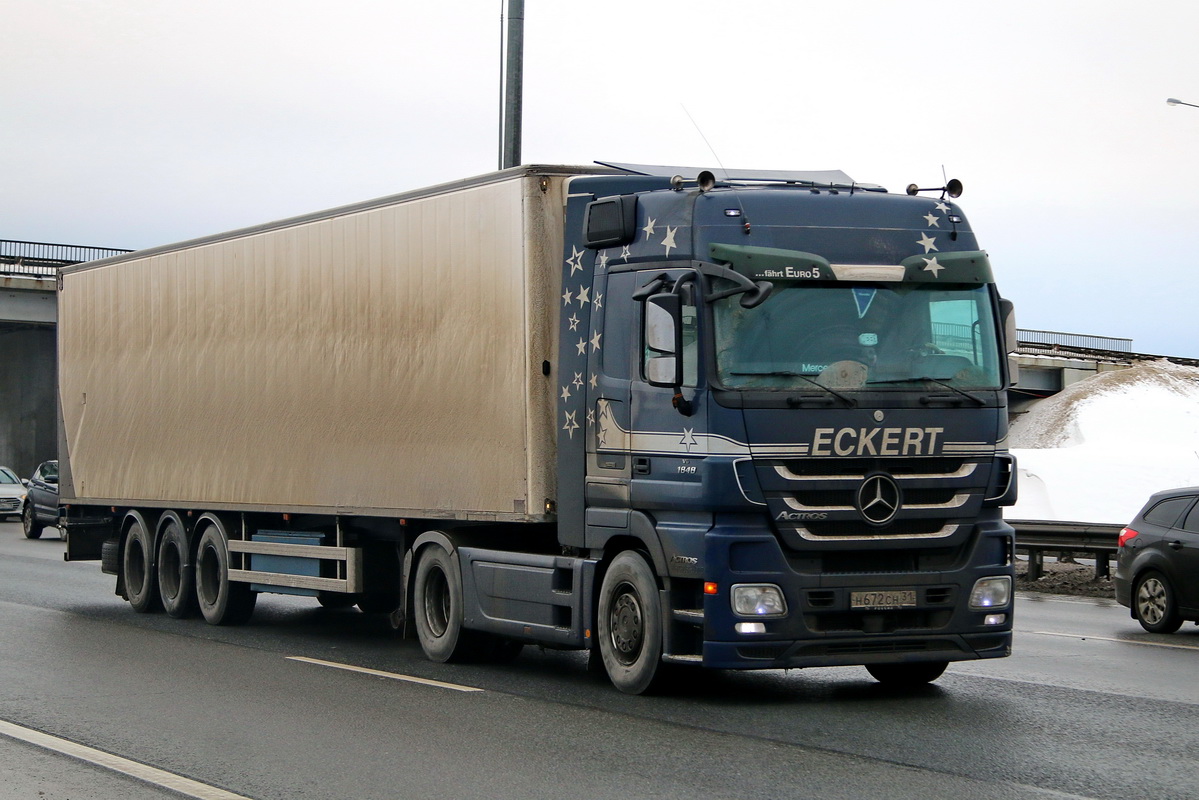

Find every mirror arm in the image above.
[699,263,772,308]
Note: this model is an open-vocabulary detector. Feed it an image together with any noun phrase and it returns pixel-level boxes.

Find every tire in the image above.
[195,520,256,626]
[156,515,196,619]
[122,516,160,613]
[866,661,948,686]
[597,551,663,695]
[412,545,481,662]
[22,504,43,539]
[1134,571,1183,634]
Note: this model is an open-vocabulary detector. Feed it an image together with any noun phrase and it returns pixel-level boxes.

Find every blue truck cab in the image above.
[556,165,1016,692]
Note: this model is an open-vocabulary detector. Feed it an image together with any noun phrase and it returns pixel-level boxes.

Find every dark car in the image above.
[23,460,60,540]
[1115,487,1199,633]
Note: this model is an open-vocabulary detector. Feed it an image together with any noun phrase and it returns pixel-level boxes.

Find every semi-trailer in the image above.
[60,163,1018,693]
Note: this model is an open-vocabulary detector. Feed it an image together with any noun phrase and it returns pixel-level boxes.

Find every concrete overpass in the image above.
[1,241,131,477]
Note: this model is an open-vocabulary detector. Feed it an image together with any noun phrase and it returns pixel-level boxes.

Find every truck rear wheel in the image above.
[156,514,196,619]
[413,545,480,662]
[123,516,160,613]
[195,519,256,625]
[597,551,663,695]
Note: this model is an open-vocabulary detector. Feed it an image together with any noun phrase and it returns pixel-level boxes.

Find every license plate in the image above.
[851,590,917,610]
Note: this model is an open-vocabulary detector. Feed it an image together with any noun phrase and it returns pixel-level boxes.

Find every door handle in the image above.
[1169,540,1183,550]
[633,457,651,475]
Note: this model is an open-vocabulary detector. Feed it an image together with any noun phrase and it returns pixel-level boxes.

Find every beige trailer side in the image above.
[58,171,566,521]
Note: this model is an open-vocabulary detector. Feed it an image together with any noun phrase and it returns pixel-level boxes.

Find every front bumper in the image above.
[698,519,1015,669]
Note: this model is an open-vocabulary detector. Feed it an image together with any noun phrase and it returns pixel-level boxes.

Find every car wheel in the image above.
[22,504,43,539]
[1134,571,1183,634]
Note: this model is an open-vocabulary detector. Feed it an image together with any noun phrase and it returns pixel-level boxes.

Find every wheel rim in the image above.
[423,566,450,638]
[1137,577,1166,625]
[608,582,644,665]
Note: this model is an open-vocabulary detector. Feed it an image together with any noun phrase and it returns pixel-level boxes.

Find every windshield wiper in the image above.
[730,371,856,407]
[867,376,985,405]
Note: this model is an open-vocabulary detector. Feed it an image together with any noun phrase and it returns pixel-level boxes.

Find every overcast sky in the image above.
[6,1,1199,357]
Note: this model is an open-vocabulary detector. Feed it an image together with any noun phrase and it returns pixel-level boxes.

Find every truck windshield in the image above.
[712,282,1003,390]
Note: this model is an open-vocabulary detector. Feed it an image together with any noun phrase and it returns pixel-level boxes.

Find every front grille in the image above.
[0,498,19,512]
[761,455,989,543]
[805,609,953,633]
[777,457,969,479]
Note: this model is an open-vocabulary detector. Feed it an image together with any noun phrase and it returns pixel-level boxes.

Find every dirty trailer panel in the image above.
[59,172,562,520]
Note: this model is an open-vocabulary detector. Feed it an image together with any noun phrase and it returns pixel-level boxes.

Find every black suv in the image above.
[23,460,60,540]
[1115,487,1199,633]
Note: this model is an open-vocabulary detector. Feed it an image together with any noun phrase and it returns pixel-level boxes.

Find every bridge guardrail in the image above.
[1009,519,1124,580]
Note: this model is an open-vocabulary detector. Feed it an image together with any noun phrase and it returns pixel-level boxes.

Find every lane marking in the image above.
[0,719,252,800]
[286,656,484,692]
[1032,631,1199,651]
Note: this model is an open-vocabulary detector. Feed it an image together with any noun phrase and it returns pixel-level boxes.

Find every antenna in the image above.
[681,105,750,233]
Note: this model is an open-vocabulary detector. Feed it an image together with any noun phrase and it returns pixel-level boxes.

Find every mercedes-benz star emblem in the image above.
[857,474,901,525]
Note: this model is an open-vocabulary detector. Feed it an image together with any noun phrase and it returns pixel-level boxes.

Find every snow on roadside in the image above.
[1006,360,1199,525]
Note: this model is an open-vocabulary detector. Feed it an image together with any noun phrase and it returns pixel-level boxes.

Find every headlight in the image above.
[969,576,1012,609]
[731,584,788,617]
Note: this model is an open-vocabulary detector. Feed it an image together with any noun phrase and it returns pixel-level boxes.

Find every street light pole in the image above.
[499,0,524,170]
[1166,97,1199,109]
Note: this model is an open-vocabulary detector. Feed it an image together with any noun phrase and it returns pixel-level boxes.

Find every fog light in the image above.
[984,614,1006,626]
[735,622,767,634]
[731,584,787,617]
[969,576,1012,609]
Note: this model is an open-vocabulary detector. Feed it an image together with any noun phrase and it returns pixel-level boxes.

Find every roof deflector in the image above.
[596,161,882,190]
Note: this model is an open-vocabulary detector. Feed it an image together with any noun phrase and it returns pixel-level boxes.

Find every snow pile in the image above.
[1006,360,1199,524]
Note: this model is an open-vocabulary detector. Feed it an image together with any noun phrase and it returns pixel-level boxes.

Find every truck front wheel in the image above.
[195,520,256,625]
[597,551,663,695]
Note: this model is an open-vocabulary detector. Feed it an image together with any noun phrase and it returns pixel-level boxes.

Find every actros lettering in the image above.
[776,511,828,521]
[811,427,945,457]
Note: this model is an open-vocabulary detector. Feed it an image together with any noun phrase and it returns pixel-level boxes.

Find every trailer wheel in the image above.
[122,516,160,613]
[156,515,195,619]
[195,521,256,626]
[597,551,663,695]
[22,504,43,539]
[413,545,478,662]
[865,661,948,686]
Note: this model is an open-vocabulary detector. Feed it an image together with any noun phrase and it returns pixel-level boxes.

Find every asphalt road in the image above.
[2,520,1197,800]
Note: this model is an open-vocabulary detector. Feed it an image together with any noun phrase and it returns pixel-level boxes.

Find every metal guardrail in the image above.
[1017,328,1133,353]
[0,239,132,273]
[1010,519,1124,580]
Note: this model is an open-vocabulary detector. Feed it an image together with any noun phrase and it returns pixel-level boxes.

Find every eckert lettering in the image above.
[811,426,944,457]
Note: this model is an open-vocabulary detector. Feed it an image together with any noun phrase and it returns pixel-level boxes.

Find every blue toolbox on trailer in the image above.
[250,530,325,596]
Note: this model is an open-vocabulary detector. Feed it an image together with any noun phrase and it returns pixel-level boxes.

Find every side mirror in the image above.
[999,298,1019,385]
[645,293,683,387]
